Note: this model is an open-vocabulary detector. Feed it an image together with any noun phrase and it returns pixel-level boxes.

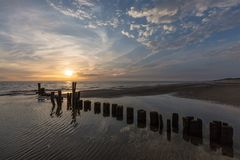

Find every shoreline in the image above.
[3,80,240,107]
[77,81,240,107]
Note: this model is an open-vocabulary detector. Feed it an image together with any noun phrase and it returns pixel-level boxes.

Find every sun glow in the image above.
[64,69,74,77]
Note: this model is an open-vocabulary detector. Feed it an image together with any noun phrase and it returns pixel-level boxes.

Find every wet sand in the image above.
[1,95,240,160]
[74,79,240,107]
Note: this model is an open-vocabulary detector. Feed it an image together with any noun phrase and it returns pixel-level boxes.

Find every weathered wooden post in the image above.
[167,119,171,141]
[126,107,134,124]
[57,90,62,106]
[221,123,233,146]
[76,91,81,115]
[56,90,63,117]
[172,113,179,133]
[103,102,110,117]
[94,102,101,114]
[84,100,91,111]
[72,82,77,109]
[221,123,233,157]
[50,92,55,106]
[189,118,203,145]
[67,93,71,110]
[159,114,163,134]
[69,93,72,108]
[112,104,117,117]
[116,105,123,120]
[210,121,222,150]
[150,111,159,132]
[38,83,41,95]
[182,116,194,141]
[50,92,56,116]
[137,109,146,128]
[79,100,83,110]
[167,119,171,133]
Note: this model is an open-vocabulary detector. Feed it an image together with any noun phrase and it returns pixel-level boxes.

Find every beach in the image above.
[71,79,240,107]
[1,94,240,160]
[0,80,240,160]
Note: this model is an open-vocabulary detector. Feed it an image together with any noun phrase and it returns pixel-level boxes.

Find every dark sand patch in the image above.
[69,80,240,107]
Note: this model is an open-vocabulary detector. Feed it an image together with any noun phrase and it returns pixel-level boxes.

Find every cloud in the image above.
[162,25,175,32]
[121,30,135,38]
[128,7,178,24]
[47,0,94,20]
[77,73,101,77]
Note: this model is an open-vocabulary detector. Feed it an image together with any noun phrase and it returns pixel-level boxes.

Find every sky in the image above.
[0,0,240,81]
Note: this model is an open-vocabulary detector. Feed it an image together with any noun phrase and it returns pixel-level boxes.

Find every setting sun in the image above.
[64,69,74,77]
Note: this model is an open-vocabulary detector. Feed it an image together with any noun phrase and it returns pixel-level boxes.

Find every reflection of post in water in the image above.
[167,119,171,141]
[172,113,179,133]
[126,107,134,124]
[84,100,91,112]
[103,103,110,117]
[50,92,56,117]
[182,117,203,145]
[210,121,233,157]
[56,90,63,117]
[137,110,146,128]
[112,104,117,117]
[94,102,101,114]
[116,105,123,121]
[150,111,159,132]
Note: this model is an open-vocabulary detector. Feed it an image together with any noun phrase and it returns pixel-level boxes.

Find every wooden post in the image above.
[55,90,62,117]
[67,93,70,110]
[210,121,222,150]
[126,107,134,124]
[84,100,91,111]
[172,113,179,133]
[221,123,233,157]
[50,92,55,106]
[69,93,72,108]
[150,111,159,132]
[137,109,146,128]
[57,90,62,107]
[103,103,110,117]
[190,118,203,145]
[79,100,83,110]
[159,114,163,134]
[116,105,123,121]
[167,119,171,133]
[167,119,171,141]
[38,83,41,95]
[94,102,101,114]
[112,104,117,117]
[182,116,194,141]
[72,82,77,109]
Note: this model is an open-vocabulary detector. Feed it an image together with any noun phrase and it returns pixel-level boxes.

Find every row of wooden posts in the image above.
[38,82,233,157]
[89,101,233,157]
[65,98,233,157]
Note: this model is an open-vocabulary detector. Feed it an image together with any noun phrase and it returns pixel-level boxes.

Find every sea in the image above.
[0,81,181,96]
